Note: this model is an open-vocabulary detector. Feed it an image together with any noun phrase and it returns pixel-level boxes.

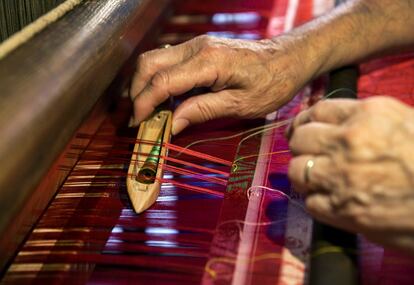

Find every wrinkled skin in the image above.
[130,0,414,135]
[130,35,311,134]
[288,97,414,253]
[130,0,414,253]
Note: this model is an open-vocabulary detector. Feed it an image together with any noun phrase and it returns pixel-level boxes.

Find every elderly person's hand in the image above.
[130,0,414,135]
[288,96,414,253]
[130,35,313,134]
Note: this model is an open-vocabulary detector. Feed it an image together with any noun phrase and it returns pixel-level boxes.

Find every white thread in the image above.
[246,185,307,212]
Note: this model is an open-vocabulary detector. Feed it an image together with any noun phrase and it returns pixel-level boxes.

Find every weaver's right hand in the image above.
[130,35,315,135]
[130,0,414,135]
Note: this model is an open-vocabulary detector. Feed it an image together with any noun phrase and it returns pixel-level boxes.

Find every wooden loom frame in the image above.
[0,0,170,272]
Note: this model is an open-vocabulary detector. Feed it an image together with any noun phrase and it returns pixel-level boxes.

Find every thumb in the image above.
[172,91,236,135]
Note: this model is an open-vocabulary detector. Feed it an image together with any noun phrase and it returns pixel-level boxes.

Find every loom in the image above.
[1,0,414,284]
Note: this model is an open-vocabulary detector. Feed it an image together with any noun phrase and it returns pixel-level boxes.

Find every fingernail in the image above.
[172,118,189,135]
[128,116,139,128]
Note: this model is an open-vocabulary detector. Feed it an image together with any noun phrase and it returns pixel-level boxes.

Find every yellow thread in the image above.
[237,119,291,148]
[312,246,358,258]
[231,163,238,173]
[323,88,357,100]
[218,218,275,230]
[18,250,80,256]
[33,228,91,233]
[205,253,283,279]
[233,150,290,170]
[176,120,291,156]
[171,88,354,158]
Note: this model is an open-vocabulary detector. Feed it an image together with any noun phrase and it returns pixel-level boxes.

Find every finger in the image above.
[288,155,333,194]
[130,42,194,100]
[289,122,341,155]
[172,90,237,135]
[306,194,358,233]
[289,99,359,136]
[133,55,222,124]
[305,193,334,222]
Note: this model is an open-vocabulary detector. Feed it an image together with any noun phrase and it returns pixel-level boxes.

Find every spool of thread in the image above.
[137,139,162,184]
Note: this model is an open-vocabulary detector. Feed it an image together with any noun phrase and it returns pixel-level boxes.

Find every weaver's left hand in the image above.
[287,96,414,253]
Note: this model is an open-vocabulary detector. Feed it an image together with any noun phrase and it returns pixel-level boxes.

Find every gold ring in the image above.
[159,44,172,49]
[304,159,314,184]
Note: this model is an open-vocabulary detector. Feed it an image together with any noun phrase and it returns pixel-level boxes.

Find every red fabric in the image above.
[358,53,414,105]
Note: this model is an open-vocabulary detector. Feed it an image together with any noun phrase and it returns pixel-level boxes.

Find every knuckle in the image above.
[181,97,215,123]
[199,45,220,58]
[287,158,300,183]
[288,129,303,153]
[234,97,261,118]
[305,196,326,216]
[137,50,162,75]
[345,207,361,223]
[136,52,146,64]
[235,105,254,118]
[340,163,356,185]
[319,172,377,231]
[190,35,215,54]
[194,34,213,45]
[344,204,369,227]
[136,53,149,71]
[151,71,170,88]
[340,128,373,160]
[310,101,326,121]
[197,41,227,59]
[194,99,215,122]
[340,127,361,148]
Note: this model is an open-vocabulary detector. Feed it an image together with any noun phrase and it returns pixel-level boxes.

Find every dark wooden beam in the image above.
[0,0,170,271]
[309,0,359,283]
[308,51,360,285]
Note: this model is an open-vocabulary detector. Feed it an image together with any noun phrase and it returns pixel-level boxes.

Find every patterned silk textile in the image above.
[2,0,414,284]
